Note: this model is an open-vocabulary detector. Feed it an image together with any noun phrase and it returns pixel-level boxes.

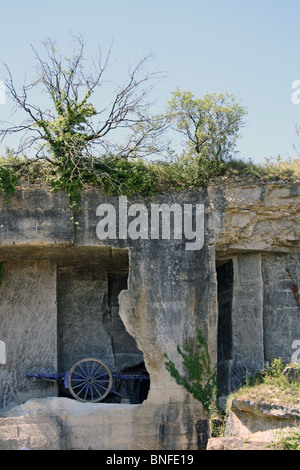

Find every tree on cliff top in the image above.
[167,88,247,164]
[0,36,249,198]
[1,36,168,161]
[0,36,168,199]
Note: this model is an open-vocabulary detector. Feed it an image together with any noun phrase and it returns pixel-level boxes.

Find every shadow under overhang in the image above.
[0,245,129,271]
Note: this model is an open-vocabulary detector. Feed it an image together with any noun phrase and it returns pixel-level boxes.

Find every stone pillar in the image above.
[230,254,264,392]
[262,253,300,363]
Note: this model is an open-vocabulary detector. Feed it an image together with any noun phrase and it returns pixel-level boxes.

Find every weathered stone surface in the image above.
[0,397,204,450]
[228,399,300,424]
[208,182,300,254]
[0,187,212,449]
[0,261,58,411]
[0,181,299,449]
[230,254,264,391]
[224,399,300,445]
[208,398,300,450]
[262,253,300,363]
[283,365,300,383]
[0,187,72,245]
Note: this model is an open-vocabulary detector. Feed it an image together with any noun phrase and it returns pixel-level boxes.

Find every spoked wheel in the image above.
[68,358,113,403]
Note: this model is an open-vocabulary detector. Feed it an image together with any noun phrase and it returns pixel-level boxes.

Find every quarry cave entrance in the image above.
[56,247,150,404]
[216,259,234,403]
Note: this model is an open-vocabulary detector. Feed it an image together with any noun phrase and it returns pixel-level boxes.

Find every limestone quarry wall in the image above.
[0,181,299,450]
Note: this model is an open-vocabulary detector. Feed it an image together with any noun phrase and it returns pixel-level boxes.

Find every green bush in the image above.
[0,166,19,198]
[1,153,300,203]
[275,427,300,450]
[92,157,159,196]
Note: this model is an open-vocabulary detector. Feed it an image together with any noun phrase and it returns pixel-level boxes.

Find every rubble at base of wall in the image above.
[207,436,278,450]
[207,398,300,451]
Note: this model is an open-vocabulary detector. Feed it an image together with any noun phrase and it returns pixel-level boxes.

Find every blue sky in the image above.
[1,0,300,163]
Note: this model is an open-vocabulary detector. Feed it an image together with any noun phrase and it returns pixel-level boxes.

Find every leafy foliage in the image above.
[167,89,247,164]
[0,165,19,199]
[165,329,217,413]
[36,88,97,162]
[91,157,159,196]
[244,357,286,388]
[273,426,300,450]
[1,37,299,203]
[226,358,300,415]
[0,37,168,210]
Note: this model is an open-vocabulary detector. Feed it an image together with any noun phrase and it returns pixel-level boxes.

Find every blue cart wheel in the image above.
[68,358,113,403]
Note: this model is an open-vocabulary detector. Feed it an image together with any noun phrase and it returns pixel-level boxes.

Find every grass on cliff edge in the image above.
[226,359,300,411]
[228,358,300,451]
[0,154,300,199]
[225,155,300,183]
[209,359,300,446]
[151,155,300,191]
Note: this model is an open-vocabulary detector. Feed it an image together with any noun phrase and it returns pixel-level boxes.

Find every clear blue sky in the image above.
[1,0,300,163]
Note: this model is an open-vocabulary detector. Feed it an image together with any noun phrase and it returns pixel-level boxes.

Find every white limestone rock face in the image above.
[0,397,205,450]
[0,182,299,450]
[208,182,300,254]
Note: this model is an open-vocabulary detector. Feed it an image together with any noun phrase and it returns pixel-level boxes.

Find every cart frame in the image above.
[26,357,149,403]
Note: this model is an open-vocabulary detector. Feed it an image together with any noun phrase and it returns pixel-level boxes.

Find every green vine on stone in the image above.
[0,166,19,199]
[165,329,217,413]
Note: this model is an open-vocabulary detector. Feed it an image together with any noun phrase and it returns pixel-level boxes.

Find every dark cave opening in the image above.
[216,259,233,402]
[57,248,150,404]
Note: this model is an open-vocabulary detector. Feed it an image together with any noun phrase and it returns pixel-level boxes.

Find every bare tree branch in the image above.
[1,36,168,163]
